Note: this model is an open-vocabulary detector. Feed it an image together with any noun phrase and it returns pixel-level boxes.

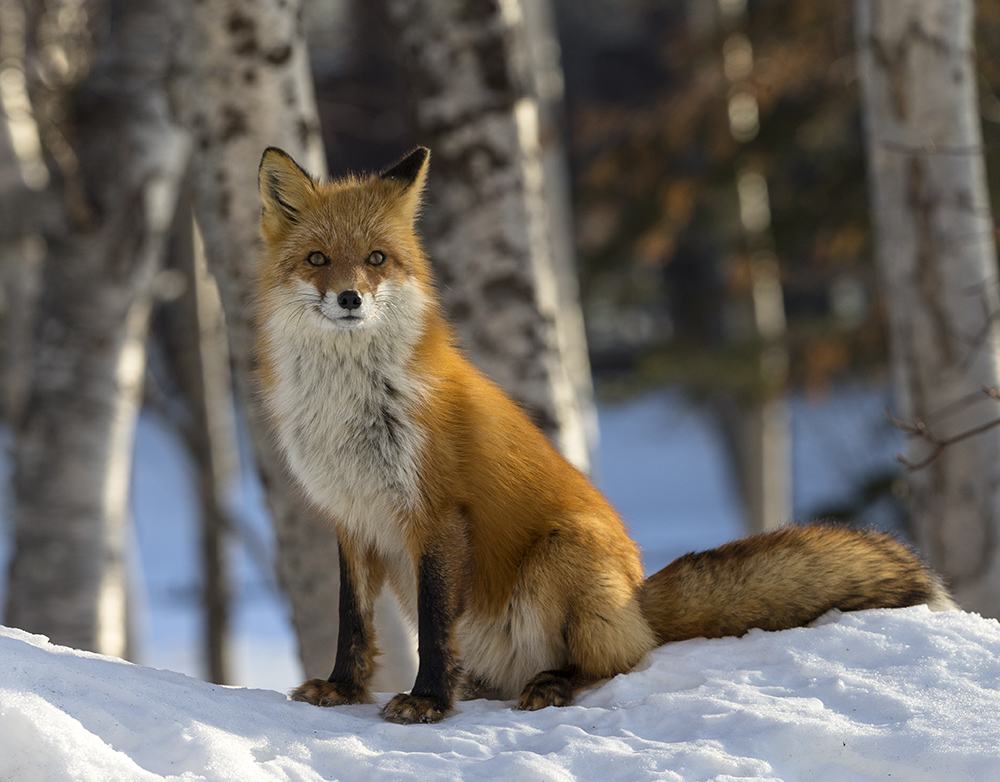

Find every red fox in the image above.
[255,146,956,724]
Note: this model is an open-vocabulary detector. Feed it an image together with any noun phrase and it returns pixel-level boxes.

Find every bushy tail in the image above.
[637,524,957,646]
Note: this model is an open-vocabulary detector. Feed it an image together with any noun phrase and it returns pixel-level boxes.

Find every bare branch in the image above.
[887,388,1000,470]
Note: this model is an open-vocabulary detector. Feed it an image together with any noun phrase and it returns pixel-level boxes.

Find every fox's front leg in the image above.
[291,538,384,707]
[381,526,469,724]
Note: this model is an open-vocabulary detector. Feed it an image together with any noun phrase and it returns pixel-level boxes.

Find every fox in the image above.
[254,145,957,724]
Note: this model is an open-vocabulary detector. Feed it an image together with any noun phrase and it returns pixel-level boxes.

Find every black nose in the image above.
[337,290,362,311]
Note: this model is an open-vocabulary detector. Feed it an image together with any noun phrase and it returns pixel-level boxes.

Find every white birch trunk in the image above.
[522,0,600,468]
[4,0,189,654]
[384,0,595,471]
[175,0,416,688]
[856,0,1000,614]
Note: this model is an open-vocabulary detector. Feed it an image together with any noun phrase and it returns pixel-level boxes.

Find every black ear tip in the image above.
[260,146,294,166]
[379,147,430,185]
[258,147,317,194]
[259,148,285,177]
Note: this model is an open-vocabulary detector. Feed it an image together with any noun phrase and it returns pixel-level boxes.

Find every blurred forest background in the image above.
[2,0,1000,685]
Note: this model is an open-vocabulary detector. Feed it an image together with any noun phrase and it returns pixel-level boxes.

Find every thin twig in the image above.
[887,389,1000,470]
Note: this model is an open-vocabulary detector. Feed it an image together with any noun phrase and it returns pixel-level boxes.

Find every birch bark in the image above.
[384,0,595,471]
[856,0,1000,614]
[4,0,189,654]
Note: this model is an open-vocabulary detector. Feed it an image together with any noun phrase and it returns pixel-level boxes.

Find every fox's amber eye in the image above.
[306,251,329,267]
[366,250,386,266]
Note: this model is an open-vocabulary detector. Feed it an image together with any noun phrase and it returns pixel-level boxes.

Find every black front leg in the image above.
[380,548,464,723]
[291,538,379,707]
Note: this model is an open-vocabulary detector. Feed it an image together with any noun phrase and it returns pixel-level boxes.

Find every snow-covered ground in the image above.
[5,386,999,780]
[4,606,999,782]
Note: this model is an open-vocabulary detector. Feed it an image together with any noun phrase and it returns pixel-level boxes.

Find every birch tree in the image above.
[156,191,240,684]
[3,0,189,654]
[383,0,595,471]
[856,0,1000,614]
[712,0,791,534]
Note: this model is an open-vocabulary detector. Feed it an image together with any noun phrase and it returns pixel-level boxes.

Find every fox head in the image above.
[257,147,433,334]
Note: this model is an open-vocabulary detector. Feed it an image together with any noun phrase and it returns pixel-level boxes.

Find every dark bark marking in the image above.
[907,154,954,366]
[219,106,249,142]
[297,117,319,149]
[265,44,293,65]
[227,11,258,57]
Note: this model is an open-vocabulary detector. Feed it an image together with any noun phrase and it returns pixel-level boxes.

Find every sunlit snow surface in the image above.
[3,606,1000,781]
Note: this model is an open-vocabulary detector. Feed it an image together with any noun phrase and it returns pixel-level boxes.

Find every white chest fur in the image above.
[261,282,428,554]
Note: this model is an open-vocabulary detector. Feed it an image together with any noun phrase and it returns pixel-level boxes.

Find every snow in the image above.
[3,606,1000,781]
[4,386,1000,780]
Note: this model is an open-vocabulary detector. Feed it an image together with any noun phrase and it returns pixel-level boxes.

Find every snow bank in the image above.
[3,607,999,782]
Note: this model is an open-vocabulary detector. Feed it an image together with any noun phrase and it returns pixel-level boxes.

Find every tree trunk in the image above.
[4,0,190,654]
[856,0,1000,614]
[384,0,595,472]
[159,185,239,685]
[700,0,792,533]
[521,0,600,468]
[0,233,44,426]
[174,0,416,689]
[0,0,56,426]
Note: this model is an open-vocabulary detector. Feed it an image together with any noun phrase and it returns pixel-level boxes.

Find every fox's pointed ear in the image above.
[259,147,316,233]
[378,147,429,222]
[380,147,429,188]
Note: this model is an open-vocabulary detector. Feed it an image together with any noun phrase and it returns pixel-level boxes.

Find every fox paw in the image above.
[517,670,576,710]
[290,679,365,707]
[380,693,451,724]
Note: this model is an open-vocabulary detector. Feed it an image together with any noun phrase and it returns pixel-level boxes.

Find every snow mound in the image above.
[2,607,999,781]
